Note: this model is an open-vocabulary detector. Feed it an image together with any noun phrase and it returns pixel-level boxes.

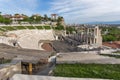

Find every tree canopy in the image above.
[101,27,120,42]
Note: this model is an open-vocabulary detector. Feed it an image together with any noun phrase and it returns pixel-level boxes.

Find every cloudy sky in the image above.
[0,0,120,24]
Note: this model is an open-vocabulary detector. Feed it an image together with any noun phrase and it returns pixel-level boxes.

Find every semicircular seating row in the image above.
[0,36,17,46]
[7,30,55,50]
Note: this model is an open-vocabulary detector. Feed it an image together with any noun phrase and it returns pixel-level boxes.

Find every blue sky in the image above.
[0,0,120,24]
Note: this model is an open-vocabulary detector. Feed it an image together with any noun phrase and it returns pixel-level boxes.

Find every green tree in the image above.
[103,35,117,42]
[102,27,120,42]
[44,14,48,21]
[4,18,12,24]
[66,27,76,34]
[57,17,62,24]
[0,14,12,24]
[55,25,64,30]
[0,15,4,23]
[29,15,42,23]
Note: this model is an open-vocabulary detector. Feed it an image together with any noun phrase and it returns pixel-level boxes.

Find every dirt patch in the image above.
[42,43,53,51]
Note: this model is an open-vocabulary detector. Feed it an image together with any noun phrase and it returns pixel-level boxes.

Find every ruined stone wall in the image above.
[0,62,21,80]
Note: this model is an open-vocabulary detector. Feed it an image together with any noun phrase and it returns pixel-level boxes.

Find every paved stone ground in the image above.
[57,52,120,64]
[35,64,55,76]
[11,74,109,80]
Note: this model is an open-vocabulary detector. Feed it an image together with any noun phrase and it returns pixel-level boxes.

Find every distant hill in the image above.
[85,21,120,24]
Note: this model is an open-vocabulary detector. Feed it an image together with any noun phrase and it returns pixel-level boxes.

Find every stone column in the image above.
[89,38,92,45]
[29,63,33,75]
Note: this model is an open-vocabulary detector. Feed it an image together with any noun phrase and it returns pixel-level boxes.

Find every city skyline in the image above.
[0,0,120,24]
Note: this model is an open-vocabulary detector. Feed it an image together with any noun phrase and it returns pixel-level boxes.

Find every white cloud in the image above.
[50,0,120,24]
[0,0,39,15]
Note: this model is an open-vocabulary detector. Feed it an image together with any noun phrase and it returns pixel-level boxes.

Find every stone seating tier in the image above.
[7,30,55,50]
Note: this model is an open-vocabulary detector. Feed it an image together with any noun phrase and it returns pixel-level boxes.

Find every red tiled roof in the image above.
[114,41,120,44]
[103,41,120,48]
[2,14,12,18]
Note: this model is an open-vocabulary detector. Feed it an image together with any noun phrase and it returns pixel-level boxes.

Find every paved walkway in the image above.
[11,74,109,80]
[36,64,55,76]
[57,52,120,64]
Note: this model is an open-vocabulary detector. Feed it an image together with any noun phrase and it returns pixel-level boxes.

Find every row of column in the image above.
[66,28,98,45]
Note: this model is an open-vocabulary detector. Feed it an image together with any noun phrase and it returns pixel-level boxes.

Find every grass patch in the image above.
[16,26,26,29]
[26,26,35,29]
[35,26,43,29]
[0,28,6,32]
[0,26,64,31]
[53,64,120,79]
[1,26,16,31]
[44,26,51,29]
